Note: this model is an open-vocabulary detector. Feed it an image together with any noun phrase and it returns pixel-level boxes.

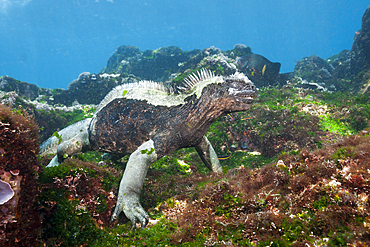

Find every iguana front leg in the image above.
[195,136,222,173]
[47,130,90,167]
[111,140,157,229]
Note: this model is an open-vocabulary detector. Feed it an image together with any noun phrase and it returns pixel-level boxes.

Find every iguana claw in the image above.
[111,193,149,230]
[127,203,149,230]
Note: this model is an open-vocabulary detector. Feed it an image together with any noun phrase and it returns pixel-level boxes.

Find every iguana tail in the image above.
[40,118,92,155]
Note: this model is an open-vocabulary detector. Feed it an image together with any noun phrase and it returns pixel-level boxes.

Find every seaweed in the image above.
[0,104,41,246]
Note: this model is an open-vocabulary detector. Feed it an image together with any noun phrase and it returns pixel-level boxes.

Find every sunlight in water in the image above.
[0,0,31,14]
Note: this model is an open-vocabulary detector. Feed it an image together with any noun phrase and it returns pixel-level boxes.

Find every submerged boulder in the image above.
[237,54,281,87]
[292,51,352,92]
[294,55,333,84]
[102,45,201,82]
[55,72,139,106]
[350,4,370,92]
[224,44,252,59]
[0,76,51,100]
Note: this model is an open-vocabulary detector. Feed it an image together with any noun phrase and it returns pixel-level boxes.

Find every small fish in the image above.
[241,117,252,120]
[355,31,360,35]
[251,67,258,77]
[218,152,232,160]
[227,113,235,121]
[262,64,266,76]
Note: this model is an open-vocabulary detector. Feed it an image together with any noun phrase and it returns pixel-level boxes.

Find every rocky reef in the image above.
[293,4,370,93]
[350,4,370,92]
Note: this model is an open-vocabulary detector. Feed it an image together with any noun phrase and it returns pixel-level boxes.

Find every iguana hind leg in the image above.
[111,140,157,229]
[195,136,222,173]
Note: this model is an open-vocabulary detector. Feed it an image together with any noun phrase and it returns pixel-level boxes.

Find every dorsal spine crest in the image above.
[181,68,216,92]
[94,69,222,115]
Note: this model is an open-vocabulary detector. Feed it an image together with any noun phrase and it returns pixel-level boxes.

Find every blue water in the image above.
[0,0,368,89]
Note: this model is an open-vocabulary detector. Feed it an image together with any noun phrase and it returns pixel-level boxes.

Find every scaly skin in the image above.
[41,71,256,229]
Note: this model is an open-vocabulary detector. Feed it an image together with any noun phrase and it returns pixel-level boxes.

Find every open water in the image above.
[0,0,369,89]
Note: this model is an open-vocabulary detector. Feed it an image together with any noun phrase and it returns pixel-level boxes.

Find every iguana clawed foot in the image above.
[111,192,149,230]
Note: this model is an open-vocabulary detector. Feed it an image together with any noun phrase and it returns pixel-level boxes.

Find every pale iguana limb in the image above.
[47,129,91,167]
[40,118,92,155]
[111,140,157,229]
[195,136,222,173]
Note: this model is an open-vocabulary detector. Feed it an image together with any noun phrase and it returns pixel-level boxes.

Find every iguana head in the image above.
[187,71,256,113]
[213,72,256,112]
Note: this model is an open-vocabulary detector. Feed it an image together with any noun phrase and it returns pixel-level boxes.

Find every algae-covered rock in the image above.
[224,43,252,59]
[350,4,370,75]
[102,45,202,82]
[0,104,41,246]
[350,4,370,93]
[0,76,51,100]
[55,72,139,106]
[294,55,333,84]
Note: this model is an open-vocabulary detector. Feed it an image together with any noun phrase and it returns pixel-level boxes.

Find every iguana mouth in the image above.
[228,88,256,100]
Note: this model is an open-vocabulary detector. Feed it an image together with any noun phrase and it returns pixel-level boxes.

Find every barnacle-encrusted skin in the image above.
[41,70,257,229]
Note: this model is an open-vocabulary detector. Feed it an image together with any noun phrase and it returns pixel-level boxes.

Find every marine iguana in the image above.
[40,69,256,229]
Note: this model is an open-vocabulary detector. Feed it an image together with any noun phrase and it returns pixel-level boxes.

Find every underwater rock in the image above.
[288,77,327,91]
[105,45,142,73]
[327,50,350,71]
[103,45,201,82]
[0,91,19,107]
[202,52,237,76]
[67,72,91,90]
[55,73,139,106]
[224,44,252,59]
[292,5,370,93]
[102,44,253,90]
[350,4,370,92]
[77,72,91,81]
[326,50,351,81]
[294,55,333,84]
[0,76,51,100]
[177,46,227,74]
[237,54,281,87]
